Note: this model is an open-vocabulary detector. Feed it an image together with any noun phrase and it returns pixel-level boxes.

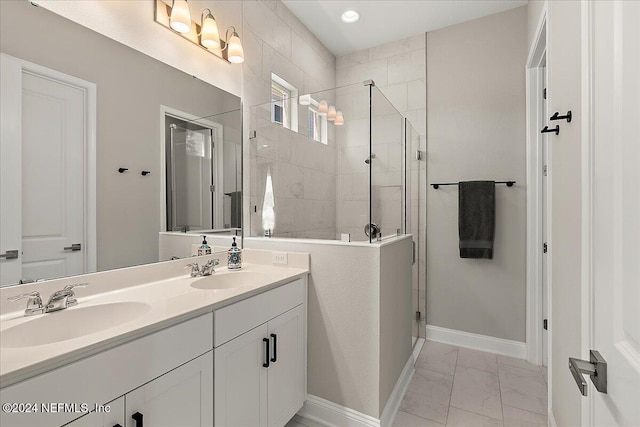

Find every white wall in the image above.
[426,6,528,342]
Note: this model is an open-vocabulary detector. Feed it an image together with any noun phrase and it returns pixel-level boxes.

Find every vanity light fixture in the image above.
[327,105,337,121]
[341,10,360,24]
[200,9,220,49]
[155,0,244,64]
[334,111,344,126]
[170,0,192,33]
[299,94,312,106]
[318,100,329,113]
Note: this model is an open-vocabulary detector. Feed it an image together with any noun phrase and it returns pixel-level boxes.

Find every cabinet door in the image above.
[214,323,269,427]
[267,305,305,427]
[125,351,213,427]
[63,397,124,427]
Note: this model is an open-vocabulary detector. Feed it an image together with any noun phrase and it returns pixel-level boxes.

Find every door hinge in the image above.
[543,242,548,253]
[543,88,547,99]
[210,185,215,192]
[543,319,548,330]
[543,165,548,176]
[416,311,422,321]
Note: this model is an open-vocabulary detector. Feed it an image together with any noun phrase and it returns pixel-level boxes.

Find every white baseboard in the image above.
[296,354,415,427]
[425,325,527,359]
[379,354,415,427]
[413,338,425,362]
[549,408,558,427]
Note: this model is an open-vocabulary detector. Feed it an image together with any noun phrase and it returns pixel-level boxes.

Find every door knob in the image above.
[63,243,82,251]
[0,249,19,259]
[568,350,607,396]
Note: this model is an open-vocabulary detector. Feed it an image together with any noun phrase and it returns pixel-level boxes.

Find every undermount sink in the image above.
[190,271,267,291]
[1,302,151,348]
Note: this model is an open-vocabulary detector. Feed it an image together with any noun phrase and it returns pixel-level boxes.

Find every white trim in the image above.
[379,354,415,427]
[549,408,558,427]
[426,325,527,359]
[412,337,425,362]
[525,6,548,368]
[580,0,595,425]
[0,53,97,275]
[159,106,224,232]
[296,354,415,427]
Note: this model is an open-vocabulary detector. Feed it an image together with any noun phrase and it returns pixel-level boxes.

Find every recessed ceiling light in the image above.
[341,10,360,24]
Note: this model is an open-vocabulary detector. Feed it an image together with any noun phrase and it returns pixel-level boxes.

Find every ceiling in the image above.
[281,0,528,56]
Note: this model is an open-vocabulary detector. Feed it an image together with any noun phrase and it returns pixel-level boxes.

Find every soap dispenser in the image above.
[227,237,242,270]
[198,235,211,256]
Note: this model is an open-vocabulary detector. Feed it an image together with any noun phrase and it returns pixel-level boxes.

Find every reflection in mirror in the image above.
[0,1,241,287]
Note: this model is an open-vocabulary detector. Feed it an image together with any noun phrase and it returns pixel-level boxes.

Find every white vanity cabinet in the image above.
[214,279,306,427]
[64,397,124,427]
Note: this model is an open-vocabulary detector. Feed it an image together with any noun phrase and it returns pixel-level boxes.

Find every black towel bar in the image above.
[431,181,515,189]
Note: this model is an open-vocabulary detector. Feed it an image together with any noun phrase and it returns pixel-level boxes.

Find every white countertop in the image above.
[0,262,308,387]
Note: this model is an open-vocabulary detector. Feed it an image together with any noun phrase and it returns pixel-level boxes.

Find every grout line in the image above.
[497,363,506,426]
[448,405,504,425]
[445,348,460,425]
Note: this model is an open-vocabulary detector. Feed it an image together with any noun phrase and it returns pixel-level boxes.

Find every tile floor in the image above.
[395,341,548,427]
[286,340,548,427]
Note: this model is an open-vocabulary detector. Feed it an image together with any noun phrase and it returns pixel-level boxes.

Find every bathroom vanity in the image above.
[0,251,308,427]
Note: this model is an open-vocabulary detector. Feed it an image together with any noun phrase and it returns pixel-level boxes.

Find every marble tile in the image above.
[415,341,458,376]
[262,43,304,91]
[456,347,498,374]
[370,33,426,61]
[407,79,427,111]
[291,32,335,88]
[503,405,548,427]
[498,365,548,415]
[380,83,408,112]
[450,366,503,420]
[337,49,371,70]
[388,49,426,85]
[497,356,545,373]
[446,407,502,427]
[394,410,445,427]
[243,0,291,60]
[336,58,388,87]
[276,163,303,199]
[400,368,453,424]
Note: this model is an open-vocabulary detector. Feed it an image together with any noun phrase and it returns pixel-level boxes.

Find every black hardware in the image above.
[543,242,548,253]
[132,412,143,427]
[263,337,270,368]
[254,205,257,213]
[118,168,128,173]
[416,311,422,321]
[543,88,547,99]
[569,350,607,396]
[113,425,123,427]
[541,125,560,135]
[270,333,277,363]
[544,319,548,330]
[550,110,572,123]
[431,181,516,189]
[141,171,151,176]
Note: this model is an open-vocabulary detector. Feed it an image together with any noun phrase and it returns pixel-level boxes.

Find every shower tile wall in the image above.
[241,0,337,238]
[336,33,427,336]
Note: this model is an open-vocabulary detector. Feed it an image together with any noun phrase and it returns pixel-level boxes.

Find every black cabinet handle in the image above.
[270,333,277,363]
[541,125,559,135]
[132,412,143,427]
[263,337,270,368]
[113,425,123,427]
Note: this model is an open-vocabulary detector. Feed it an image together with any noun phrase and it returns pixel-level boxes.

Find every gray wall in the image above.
[0,0,240,272]
[426,6,528,342]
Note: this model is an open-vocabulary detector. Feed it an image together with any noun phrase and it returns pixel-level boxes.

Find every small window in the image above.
[308,103,328,144]
[271,74,298,132]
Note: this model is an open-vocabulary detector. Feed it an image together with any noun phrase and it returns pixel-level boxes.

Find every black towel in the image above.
[458,181,495,259]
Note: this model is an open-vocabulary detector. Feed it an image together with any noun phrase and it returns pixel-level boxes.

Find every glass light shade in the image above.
[318,100,328,113]
[334,111,344,125]
[201,14,220,49]
[227,32,245,63]
[299,94,312,106]
[327,105,337,121]
[170,0,192,34]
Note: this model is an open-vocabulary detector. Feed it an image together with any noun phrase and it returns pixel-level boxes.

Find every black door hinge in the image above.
[416,311,421,321]
[543,319,548,330]
[543,88,547,99]
[543,242,548,253]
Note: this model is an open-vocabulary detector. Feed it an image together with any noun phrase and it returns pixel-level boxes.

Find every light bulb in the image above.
[318,100,328,114]
[334,111,344,125]
[227,31,245,64]
[327,105,337,121]
[200,11,220,49]
[170,0,191,34]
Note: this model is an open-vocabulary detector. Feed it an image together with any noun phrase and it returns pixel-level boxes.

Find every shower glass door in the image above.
[406,119,422,347]
[168,124,215,232]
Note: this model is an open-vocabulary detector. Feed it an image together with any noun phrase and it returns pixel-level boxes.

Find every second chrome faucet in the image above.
[7,283,89,316]
[186,259,220,277]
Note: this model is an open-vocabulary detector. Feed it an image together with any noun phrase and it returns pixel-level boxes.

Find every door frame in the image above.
[159,106,224,232]
[579,0,595,424]
[0,53,97,277]
[525,6,550,370]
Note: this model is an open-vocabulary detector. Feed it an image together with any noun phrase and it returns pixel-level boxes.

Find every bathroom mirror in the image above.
[0,1,242,287]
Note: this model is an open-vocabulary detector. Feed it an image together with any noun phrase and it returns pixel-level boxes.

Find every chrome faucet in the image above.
[8,291,44,316]
[186,259,220,277]
[45,283,88,313]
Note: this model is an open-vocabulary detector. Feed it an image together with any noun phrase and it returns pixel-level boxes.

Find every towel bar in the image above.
[430,181,515,189]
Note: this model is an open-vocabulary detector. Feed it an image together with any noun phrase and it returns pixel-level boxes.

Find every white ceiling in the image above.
[281,0,528,56]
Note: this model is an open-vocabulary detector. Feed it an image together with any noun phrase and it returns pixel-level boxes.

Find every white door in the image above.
[125,351,213,427]
[267,305,305,427]
[214,324,269,427]
[586,1,640,425]
[541,62,549,368]
[0,54,94,286]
